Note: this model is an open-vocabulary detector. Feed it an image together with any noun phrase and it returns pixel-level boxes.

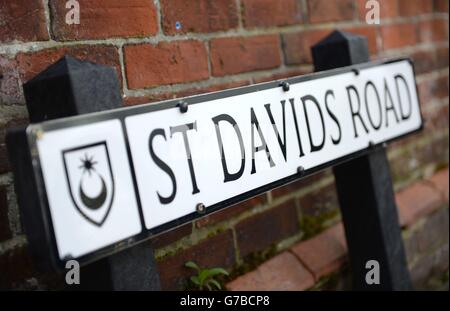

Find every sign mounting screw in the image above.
[352,68,360,76]
[297,166,305,176]
[279,81,290,92]
[177,101,188,113]
[196,203,206,214]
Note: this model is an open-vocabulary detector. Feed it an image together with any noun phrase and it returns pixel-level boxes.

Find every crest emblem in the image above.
[63,142,115,226]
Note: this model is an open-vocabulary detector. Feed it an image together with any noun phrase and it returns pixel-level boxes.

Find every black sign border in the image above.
[21,57,423,271]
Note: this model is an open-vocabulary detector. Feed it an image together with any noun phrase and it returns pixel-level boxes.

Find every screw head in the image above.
[368,141,375,148]
[196,203,206,214]
[279,81,290,92]
[297,166,305,175]
[352,68,360,76]
[178,101,188,113]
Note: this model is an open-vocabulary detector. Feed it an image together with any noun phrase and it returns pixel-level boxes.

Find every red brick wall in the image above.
[0,0,448,290]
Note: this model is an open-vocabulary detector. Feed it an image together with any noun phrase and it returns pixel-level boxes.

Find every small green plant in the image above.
[185,261,229,291]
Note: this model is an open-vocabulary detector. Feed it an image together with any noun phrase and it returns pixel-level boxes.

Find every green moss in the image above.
[227,244,278,281]
[300,208,340,240]
[309,265,350,291]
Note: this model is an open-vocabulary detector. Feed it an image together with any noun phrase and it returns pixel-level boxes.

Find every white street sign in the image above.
[29,59,421,263]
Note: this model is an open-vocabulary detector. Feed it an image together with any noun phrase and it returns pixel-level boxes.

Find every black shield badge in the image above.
[63,142,115,226]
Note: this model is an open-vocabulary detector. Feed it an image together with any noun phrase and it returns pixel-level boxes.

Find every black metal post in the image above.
[20,56,161,290]
[312,31,412,290]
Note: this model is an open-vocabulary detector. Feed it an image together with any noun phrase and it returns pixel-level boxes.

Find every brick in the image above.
[235,200,300,257]
[50,0,158,40]
[161,0,238,34]
[423,104,449,133]
[412,49,438,75]
[124,41,209,89]
[427,168,449,202]
[195,194,266,228]
[282,29,331,65]
[290,223,347,280]
[271,169,331,199]
[210,35,281,76]
[0,0,48,43]
[16,45,121,84]
[124,80,250,106]
[227,251,314,290]
[307,0,355,23]
[434,0,449,12]
[357,0,398,20]
[157,230,235,290]
[0,145,9,174]
[381,22,418,50]
[410,252,435,289]
[150,223,192,249]
[418,19,449,43]
[396,182,444,227]
[253,68,312,84]
[398,0,433,16]
[0,55,22,105]
[0,118,28,174]
[432,244,449,275]
[298,182,339,217]
[435,46,449,69]
[0,186,11,242]
[0,246,35,289]
[242,0,303,28]
[415,208,449,253]
[418,74,449,103]
[342,26,379,55]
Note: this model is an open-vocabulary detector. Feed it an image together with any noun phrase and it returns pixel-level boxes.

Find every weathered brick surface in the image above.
[434,0,449,13]
[415,208,449,254]
[0,0,49,43]
[253,68,312,84]
[381,23,418,50]
[398,0,434,16]
[418,76,448,103]
[396,182,444,227]
[271,170,331,199]
[357,0,398,20]
[50,0,158,41]
[124,80,249,106]
[0,55,21,106]
[282,29,331,65]
[291,223,347,281]
[124,41,209,89]
[16,45,121,83]
[157,230,236,290]
[242,0,303,28]
[418,19,449,43]
[161,0,239,34]
[235,200,300,257]
[227,252,315,291]
[0,186,11,242]
[428,168,449,202]
[195,194,267,228]
[150,223,192,249]
[412,47,448,77]
[210,35,281,76]
[299,182,339,217]
[307,0,355,23]
[0,246,34,289]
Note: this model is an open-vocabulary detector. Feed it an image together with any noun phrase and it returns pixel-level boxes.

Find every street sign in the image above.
[14,58,422,268]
